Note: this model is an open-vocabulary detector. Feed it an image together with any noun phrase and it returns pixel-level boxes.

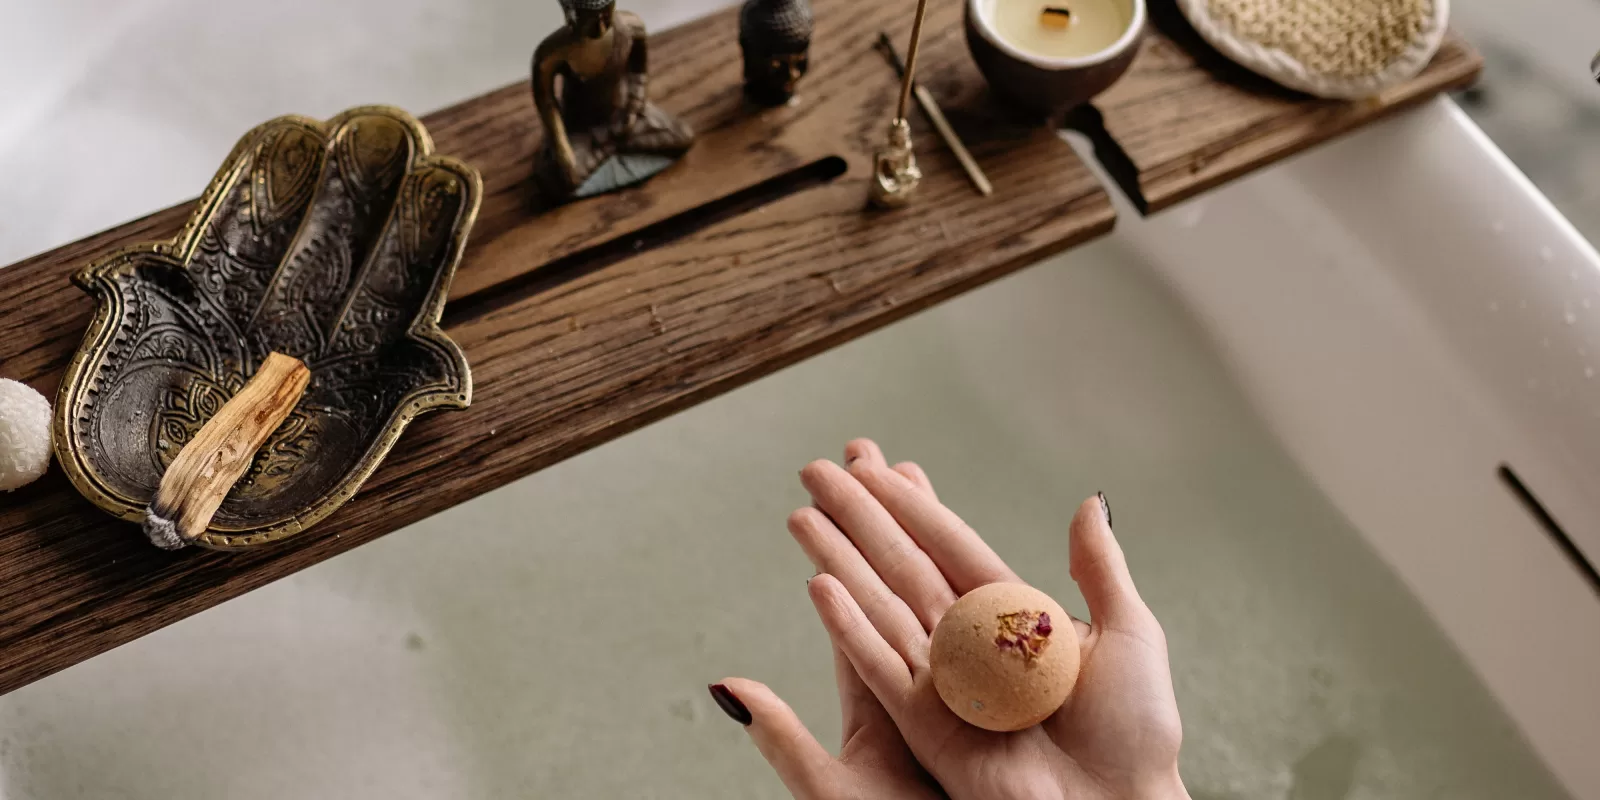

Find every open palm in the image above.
[719,440,1189,799]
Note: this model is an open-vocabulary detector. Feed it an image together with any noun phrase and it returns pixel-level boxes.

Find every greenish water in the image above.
[0,240,1567,798]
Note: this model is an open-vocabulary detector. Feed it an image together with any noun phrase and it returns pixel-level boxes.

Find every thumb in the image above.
[711,679,836,798]
[1068,493,1154,636]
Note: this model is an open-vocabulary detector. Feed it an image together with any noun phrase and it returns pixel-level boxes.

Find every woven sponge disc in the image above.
[1177,0,1449,99]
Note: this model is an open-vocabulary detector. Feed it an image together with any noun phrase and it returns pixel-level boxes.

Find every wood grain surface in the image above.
[1082,0,1483,213]
[0,0,1111,695]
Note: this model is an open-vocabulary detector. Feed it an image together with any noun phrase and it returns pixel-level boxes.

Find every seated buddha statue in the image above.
[532,0,696,200]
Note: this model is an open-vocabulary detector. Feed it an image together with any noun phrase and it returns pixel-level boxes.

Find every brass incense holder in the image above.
[876,32,992,197]
[869,0,931,208]
[55,106,481,550]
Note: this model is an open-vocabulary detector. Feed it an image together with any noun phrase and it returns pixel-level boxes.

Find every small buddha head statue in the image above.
[740,0,813,105]
[561,0,617,39]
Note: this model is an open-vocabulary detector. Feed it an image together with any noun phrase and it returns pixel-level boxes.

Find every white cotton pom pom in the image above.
[0,379,52,492]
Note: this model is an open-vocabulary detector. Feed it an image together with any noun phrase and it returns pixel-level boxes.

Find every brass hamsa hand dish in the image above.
[55,106,481,550]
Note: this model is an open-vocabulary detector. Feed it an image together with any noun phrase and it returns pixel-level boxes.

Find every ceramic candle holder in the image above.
[965,0,1146,118]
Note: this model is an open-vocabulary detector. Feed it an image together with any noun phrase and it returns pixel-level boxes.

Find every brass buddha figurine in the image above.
[532,0,695,199]
[739,0,813,106]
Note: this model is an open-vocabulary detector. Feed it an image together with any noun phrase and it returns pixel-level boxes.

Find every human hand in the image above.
[710,663,945,800]
[727,440,1189,800]
[711,447,947,799]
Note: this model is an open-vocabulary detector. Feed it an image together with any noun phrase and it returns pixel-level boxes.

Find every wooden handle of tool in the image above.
[143,352,310,550]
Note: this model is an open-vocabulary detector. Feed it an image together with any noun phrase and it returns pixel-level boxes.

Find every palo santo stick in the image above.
[144,352,310,550]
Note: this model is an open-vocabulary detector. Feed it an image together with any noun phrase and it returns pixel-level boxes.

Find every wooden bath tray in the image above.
[1073,0,1484,214]
[0,0,1478,695]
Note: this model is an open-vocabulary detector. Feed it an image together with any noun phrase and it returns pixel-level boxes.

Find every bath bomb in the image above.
[0,379,52,491]
[930,583,1079,732]
[1177,0,1450,99]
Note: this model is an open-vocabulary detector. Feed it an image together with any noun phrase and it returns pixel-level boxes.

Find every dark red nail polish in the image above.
[1097,491,1112,528]
[709,683,752,726]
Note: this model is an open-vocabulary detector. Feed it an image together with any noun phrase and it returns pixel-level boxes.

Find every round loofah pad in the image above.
[0,379,52,492]
[1177,0,1450,99]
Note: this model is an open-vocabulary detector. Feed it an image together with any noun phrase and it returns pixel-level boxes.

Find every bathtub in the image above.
[1,1,1597,798]
[1076,99,1600,798]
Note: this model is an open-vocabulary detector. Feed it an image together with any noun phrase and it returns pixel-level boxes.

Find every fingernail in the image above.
[1097,491,1112,528]
[709,683,752,726]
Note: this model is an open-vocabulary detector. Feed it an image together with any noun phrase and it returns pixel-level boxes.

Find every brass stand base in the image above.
[869,118,922,208]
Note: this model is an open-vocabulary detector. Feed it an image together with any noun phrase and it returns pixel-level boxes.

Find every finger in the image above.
[1069,493,1155,636]
[712,679,835,799]
[843,438,886,468]
[844,438,938,498]
[834,644,894,746]
[809,575,916,708]
[846,459,1019,595]
[892,461,936,499]
[802,460,956,634]
[788,506,928,666]
[844,435,940,502]
[1069,613,1093,642]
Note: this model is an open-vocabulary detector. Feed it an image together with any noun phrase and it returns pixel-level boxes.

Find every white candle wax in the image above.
[990,0,1131,60]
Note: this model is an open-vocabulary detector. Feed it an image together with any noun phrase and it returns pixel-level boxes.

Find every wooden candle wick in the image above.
[144,352,310,550]
[1041,6,1073,29]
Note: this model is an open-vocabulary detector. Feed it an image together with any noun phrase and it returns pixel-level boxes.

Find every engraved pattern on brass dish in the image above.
[54,106,481,549]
